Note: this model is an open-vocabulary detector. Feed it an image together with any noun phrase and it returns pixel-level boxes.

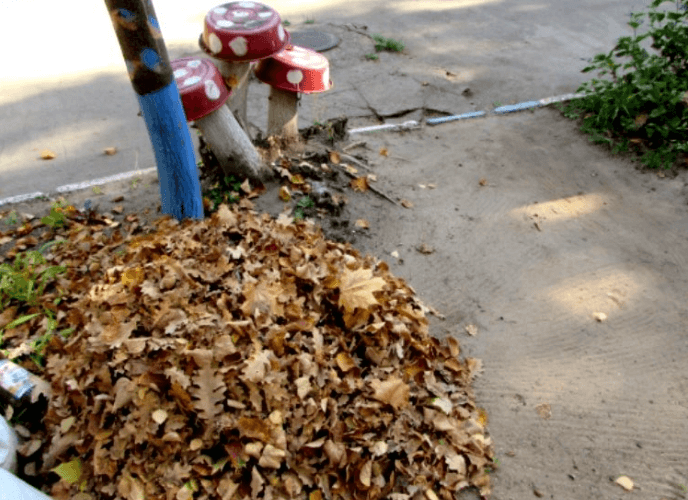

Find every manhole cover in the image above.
[289,30,340,52]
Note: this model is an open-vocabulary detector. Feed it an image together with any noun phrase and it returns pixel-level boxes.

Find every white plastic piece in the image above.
[0,467,54,500]
[0,416,18,474]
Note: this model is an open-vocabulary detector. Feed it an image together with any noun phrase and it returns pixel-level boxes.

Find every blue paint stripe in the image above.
[426,111,486,126]
[493,100,542,114]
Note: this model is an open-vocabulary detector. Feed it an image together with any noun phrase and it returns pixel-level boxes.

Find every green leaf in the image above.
[2,313,40,330]
[52,458,82,484]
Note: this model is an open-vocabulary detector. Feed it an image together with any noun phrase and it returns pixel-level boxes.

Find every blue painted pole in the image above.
[104,0,203,220]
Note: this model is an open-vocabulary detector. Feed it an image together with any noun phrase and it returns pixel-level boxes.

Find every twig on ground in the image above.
[339,153,372,172]
[332,163,399,206]
[342,141,367,152]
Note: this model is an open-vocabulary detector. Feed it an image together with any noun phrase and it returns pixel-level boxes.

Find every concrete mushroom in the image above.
[199,1,290,130]
[254,44,332,141]
[171,57,271,182]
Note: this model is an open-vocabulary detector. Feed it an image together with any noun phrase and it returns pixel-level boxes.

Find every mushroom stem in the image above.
[195,105,272,182]
[214,60,251,130]
[267,86,299,140]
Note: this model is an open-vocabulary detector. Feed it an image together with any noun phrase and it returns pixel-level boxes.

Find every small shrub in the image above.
[365,53,379,61]
[561,0,688,169]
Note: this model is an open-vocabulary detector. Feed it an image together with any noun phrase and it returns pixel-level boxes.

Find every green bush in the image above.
[561,0,688,169]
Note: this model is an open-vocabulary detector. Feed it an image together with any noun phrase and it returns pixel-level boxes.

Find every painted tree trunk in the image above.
[267,87,299,141]
[104,0,203,220]
[195,106,273,182]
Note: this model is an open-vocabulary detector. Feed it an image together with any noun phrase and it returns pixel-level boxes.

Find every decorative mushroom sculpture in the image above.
[254,44,332,142]
[199,1,290,130]
[171,57,271,182]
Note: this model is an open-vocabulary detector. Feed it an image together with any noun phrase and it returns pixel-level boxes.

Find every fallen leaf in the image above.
[52,458,82,484]
[465,324,478,336]
[479,178,488,186]
[391,250,400,259]
[634,114,648,128]
[336,352,356,372]
[329,151,341,164]
[350,177,369,192]
[104,147,117,155]
[112,205,124,214]
[338,267,386,315]
[615,476,634,491]
[535,403,551,419]
[152,409,168,424]
[241,179,252,193]
[379,147,389,157]
[427,184,437,189]
[370,377,410,410]
[344,164,358,175]
[40,149,56,160]
[367,174,377,182]
[279,186,291,202]
[355,219,369,229]
[400,199,414,208]
[259,444,286,469]
[417,243,434,254]
[359,460,372,488]
[593,312,607,322]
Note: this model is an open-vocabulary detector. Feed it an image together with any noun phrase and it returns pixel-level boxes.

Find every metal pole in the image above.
[104,0,203,220]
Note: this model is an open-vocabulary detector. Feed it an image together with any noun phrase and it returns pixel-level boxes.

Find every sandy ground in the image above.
[3,1,688,498]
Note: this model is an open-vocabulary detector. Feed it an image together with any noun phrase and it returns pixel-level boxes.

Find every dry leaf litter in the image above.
[0,202,494,500]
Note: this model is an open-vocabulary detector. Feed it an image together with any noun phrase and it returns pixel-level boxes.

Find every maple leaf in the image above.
[337,268,386,315]
[190,361,226,421]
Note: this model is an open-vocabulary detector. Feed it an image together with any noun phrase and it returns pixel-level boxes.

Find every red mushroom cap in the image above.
[172,57,230,122]
[254,45,332,94]
[201,2,290,62]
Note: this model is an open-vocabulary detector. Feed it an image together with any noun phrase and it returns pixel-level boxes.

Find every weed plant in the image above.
[372,34,405,53]
[560,0,688,169]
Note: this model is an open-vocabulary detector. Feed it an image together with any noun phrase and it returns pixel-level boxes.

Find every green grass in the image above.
[282,20,291,26]
[294,196,314,219]
[558,0,688,170]
[372,34,405,53]
[305,17,315,24]
[364,53,379,61]
[2,211,18,226]
[0,241,69,364]
[203,174,243,213]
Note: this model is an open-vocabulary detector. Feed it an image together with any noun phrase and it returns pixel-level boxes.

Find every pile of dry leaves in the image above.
[1,202,494,499]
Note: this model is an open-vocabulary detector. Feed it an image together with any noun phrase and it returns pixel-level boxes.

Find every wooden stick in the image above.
[332,163,399,206]
[339,153,372,172]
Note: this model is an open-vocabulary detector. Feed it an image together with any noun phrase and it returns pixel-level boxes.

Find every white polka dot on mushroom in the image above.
[278,24,285,41]
[229,36,248,56]
[183,76,202,87]
[217,20,235,28]
[173,68,188,79]
[208,33,222,54]
[287,69,303,84]
[238,1,255,7]
[187,59,202,68]
[213,7,227,14]
[258,11,272,18]
[205,80,221,100]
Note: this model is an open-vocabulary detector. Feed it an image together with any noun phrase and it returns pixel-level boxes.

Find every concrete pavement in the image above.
[1,0,654,199]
